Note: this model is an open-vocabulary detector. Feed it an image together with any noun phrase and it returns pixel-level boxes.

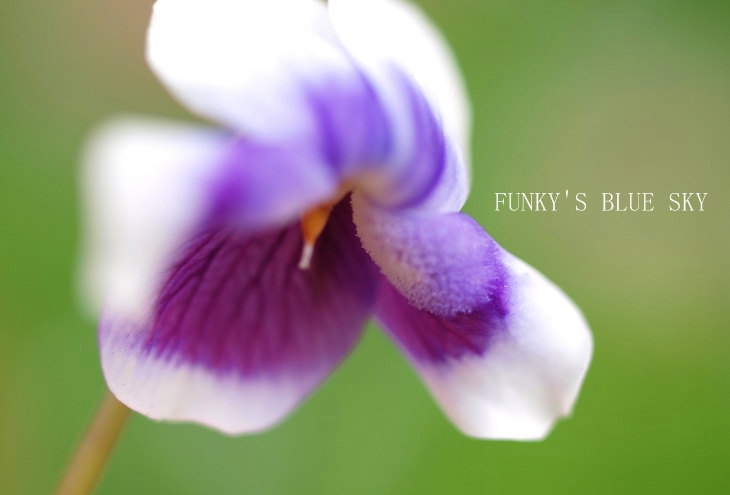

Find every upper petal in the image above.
[147,0,470,213]
[329,0,471,211]
[147,0,357,140]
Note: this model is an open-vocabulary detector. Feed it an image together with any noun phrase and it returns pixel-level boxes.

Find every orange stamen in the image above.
[298,185,353,270]
[298,203,335,270]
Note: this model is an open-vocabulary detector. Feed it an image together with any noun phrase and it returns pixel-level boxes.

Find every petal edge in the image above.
[367,208,593,439]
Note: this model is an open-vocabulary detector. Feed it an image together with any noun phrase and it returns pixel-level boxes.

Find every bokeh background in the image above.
[1,0,729,493]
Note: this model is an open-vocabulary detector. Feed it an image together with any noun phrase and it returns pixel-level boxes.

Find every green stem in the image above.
[55,391,131,495]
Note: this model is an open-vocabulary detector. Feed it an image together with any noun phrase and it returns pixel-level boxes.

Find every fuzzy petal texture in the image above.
[100,199,379,434]
[356,200,592,439]
[352,195,501,316]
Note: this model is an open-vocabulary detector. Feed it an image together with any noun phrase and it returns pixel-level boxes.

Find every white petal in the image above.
[80,116,229,319]
[147,0,356,140]
[375,242,593,440]
[329,0,471,211]
[101,318,340,435]
[418,254,593,440]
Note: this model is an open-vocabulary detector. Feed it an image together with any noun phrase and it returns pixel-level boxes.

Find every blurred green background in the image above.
[1,0,729,493]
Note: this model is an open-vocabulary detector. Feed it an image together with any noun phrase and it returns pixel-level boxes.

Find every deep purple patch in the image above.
[375,244,510,365]
[143,198,378,378]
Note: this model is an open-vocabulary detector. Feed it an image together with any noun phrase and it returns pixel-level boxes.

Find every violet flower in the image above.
[81,0,592,440]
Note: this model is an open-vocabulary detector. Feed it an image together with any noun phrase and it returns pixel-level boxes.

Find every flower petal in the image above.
[147,0,466,212]
[147,0,357,140]
[80,117,230,318]
[207,136,341,232]
[355,199,592,439]
[352,195,499,316]
[101,199,378,434]
[82,115,380,321]
[349,74,454,211]
[329,0,471,211]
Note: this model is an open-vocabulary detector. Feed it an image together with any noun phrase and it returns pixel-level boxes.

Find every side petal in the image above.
[101,199,378,434]
[147,0,358,141]
[80,117,231,318]
[354,199,592,439]
[81,117,359,320]
[329,0,471,211]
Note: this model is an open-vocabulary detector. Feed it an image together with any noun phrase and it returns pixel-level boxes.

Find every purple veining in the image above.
[143,197,378,378]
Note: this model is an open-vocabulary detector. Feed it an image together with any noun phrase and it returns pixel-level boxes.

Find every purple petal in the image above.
[356,201,592,439]
[207,72,392,231]
[300,68,455,212]
[147,0,464,216]
[207,137,341,232]
[359,71,451,211]
[100,198,379,434]
[376,279,508,364]
[353,196,503,316]
[209,69,454,231]
[329,0,472,212]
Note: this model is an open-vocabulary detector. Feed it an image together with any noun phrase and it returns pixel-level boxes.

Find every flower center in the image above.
[298,186,351,270]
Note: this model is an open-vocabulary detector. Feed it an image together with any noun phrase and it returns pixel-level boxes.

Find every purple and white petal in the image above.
[147,0,464,213]
[80,117,230,318]
[189,80,448,228]
[350,75,453,211]
[352,194,499,316]
[101,199,379,434]
[147,0,359,141]
[329,0,471,212]
[206,136,341,232]
[355,199,592,439]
